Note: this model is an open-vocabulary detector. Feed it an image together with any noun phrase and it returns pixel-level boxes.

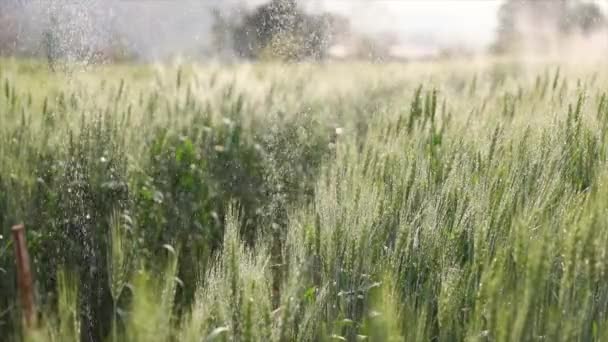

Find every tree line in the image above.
[0,0,606,62]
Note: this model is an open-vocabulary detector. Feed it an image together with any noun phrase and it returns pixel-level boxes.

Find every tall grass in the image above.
[1,58,608,340]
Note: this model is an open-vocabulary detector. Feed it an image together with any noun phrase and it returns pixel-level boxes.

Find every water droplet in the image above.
[153,191,164,204]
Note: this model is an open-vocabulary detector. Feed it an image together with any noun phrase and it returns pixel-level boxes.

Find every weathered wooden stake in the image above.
[11,224,37,328]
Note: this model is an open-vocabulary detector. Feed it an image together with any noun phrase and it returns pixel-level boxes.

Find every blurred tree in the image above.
[43,15,59,71]
[571,1,606,34]
[218,0,346,61]
[492,0,606,54]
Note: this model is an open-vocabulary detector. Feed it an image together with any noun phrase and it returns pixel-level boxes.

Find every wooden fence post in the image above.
[11,224,36,329]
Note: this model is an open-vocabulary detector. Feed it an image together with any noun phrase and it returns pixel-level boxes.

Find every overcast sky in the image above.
[311,0,502,48]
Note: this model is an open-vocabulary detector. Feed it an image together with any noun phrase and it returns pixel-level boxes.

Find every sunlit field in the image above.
[2,58,608,341]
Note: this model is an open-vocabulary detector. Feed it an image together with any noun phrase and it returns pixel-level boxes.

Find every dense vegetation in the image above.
[2,59,608,341]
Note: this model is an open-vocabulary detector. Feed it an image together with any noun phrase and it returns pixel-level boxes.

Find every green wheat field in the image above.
[2,58,608,341]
